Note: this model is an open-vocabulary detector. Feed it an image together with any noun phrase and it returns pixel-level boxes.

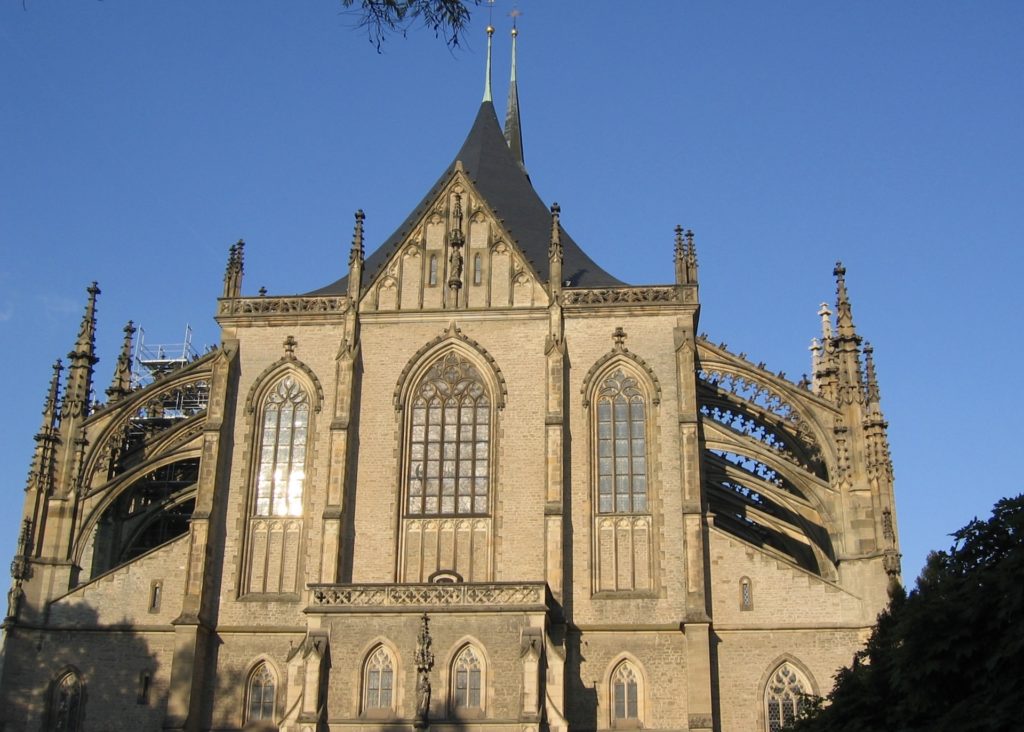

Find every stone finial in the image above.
[283,335,297,359]
[63,282,101,421]
[41,359,63,431]
[612,326,627,351]
[863,342,881,405]
[106,321,136,403]
[817,302,833,340]
[833,261,858,341]
[349,209,365,267]
[223,240,245,298]
[549,203,562,260]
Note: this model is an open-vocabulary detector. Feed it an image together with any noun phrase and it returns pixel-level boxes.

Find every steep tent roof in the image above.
[307,101,622,295]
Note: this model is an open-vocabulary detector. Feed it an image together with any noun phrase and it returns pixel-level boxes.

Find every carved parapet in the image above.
[561,286,691,307]
[216,295,349,321]
[307,582,548,613]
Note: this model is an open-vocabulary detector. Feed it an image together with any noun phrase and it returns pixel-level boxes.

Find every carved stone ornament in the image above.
[561,286,680,306]
[218,296,349,317]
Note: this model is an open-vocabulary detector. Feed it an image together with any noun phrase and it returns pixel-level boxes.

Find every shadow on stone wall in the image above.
[0,603,164,730]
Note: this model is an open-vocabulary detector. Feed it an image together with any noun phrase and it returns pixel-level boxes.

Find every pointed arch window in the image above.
[611,661,640,725]
[597,370,648,514]
[246,663,275,722]
[740,577,754,610]
[452,646,483,711]
[765,662,809,732]
[254,376,309,517]
[364,646,395,711]
[407,352,490,516]
[50,671,84,732]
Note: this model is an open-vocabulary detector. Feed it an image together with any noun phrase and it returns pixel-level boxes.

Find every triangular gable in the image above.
[360,169,549,312]
[309,102,622,298]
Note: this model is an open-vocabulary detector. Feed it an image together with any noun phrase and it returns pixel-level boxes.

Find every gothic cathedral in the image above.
[1,28,899,732]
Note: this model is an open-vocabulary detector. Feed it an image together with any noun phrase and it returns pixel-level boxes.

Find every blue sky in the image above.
[2,1,1021,605]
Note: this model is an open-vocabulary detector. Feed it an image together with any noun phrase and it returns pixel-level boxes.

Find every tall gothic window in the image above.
[50,671,84,732]
[611,661,640,725]
[246,664,275,722]
[765,663,808,732]
[254,376,308,517]
[597,370,648,514]
[364,647,395,711]
[407,352,490,516]
[452,646,483,711]
[473,253,482,285]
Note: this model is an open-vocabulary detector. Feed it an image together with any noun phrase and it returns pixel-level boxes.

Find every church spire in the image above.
[62,282,100,422]
[106,321,136,404]
[504,23,524,168]
[483,23,494,102]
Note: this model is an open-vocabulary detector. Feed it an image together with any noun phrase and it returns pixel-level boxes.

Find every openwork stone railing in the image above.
[562,286,682,306]
[308,582,548,612]
[217,295,349,317]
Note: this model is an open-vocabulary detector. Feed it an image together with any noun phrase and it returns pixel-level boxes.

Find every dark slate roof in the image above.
[307,102,622,295]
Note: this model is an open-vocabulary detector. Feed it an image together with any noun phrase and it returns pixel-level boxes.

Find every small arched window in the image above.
[50,671,84,732]
[611,661,640,725]
[452,646,483,711]
[740,577,754,611]
[765,662,809,732]
[246,663,275,722]
[596,370,648,514]
[429,255,439,286]
[364,646,395,711]
[254,376,309,517]
[473,253,482,285]
[407,352,490,516]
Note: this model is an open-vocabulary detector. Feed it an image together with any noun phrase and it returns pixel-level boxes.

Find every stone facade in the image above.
[0,76,899,732]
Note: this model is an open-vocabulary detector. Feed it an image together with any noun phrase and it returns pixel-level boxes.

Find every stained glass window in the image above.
[254,376,308,517]
[597,370,648,514]
[407,353,490,516]
[247,664,275,722]
[453,646,482,710]
[365,647,394,710]
[765,663,807,732]
[51,671,83,732]
[612,662,639,722]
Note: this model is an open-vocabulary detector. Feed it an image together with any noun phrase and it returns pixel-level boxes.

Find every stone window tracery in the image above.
[407,352,490,517]
[364,646,395,711]
[741,577,754,610]
[597,370,648,514]
[765,662,808,732]
[254,376,309,517]
[50,671,84,732]
[611,661,640,725]
[246,663,275,722]
[451,645,483,712]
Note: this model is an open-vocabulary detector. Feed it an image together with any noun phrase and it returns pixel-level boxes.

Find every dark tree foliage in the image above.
[787,494,1024,732]
[342,0,481,49]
